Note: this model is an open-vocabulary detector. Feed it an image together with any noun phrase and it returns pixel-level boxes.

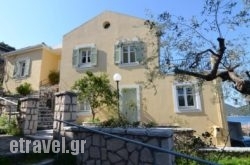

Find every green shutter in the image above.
[135,42,144,63]
[72,49,79,68]
[114,45,121,64]
[24,58,31,77]
[90,47,97,66]
[13,61,19,78]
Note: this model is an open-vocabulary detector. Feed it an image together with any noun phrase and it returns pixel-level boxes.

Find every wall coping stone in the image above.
[19,96,39,101]
[54,91,77,97]
[63,126,174,137]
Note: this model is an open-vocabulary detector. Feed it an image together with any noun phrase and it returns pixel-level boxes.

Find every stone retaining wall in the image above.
[61,127,174,165]
[19,96,39,135]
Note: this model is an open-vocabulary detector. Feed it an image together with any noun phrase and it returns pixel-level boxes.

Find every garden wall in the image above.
[60,126,174,165]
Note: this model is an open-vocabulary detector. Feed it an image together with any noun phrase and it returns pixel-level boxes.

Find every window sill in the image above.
[75,65,96,71]
[14,76,29,80]
[175,109,202,113]
[118,62,142,68]
[77,111,91,115]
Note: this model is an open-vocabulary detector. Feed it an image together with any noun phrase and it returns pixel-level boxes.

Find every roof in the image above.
[2,43,52,57]
[0,42,15,52]
[64,10,146,37]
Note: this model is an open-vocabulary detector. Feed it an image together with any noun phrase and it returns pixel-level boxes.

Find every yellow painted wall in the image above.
[3,49,42,93]
[40,48,61,85]
[60,11,229,146]
[3,45,61,93]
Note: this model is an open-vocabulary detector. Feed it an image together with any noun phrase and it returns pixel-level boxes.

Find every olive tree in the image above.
[145,0,250,97]
[72,71,117,121]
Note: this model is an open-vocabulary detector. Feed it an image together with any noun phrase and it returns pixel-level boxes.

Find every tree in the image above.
[145,0,250,96]
[72,71,117,121]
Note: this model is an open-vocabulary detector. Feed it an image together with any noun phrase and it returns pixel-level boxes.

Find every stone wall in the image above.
[61,127,174,165]
[53,91,77,130]
[19,96,39,135]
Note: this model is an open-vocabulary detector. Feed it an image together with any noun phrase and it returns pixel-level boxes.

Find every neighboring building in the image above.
[59,11,229,146]
[0,42,15,85]
[2,43,61,93]
[0,42,15,54]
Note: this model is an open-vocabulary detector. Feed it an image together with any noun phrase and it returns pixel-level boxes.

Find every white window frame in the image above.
[120,85,141,121]
[72,43,97,70]
[79,47,92,66]
[77,100,91,115]
[13,58,31,79]
[114,39,144,67]
[172,82,202,113]
[121,44,137,64]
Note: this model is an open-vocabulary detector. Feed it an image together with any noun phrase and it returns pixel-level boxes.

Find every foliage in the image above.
[142,121,158,128]
[0,115,21,135]
[48,70,60,85]
[100,117,130,127]
[72,71,117,120]
[16,82,33,96]
[218,156,250,165]
[145,0,250,96]
[174,131,217,164]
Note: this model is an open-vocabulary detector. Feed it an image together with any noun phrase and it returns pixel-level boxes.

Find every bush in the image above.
[48,70,60,85]
[16,82,32,96]
[0,115,21,135]
[100,117,130,127]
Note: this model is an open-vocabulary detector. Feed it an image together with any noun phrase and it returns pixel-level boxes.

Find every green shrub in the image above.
[0,115,21,135]
[48,70,60,85]
[16,82,32,96]
[100,117,130,127]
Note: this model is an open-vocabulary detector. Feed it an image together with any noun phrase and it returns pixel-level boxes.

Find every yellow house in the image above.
[2,43,61,93]
[59,11,229,146]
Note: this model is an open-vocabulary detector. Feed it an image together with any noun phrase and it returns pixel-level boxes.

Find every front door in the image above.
[120,85,140,122]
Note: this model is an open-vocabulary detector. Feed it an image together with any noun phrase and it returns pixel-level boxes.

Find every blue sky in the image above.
[0,0,203,49]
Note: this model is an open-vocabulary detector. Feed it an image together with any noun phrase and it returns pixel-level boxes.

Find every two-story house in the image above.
[2,43,61,93]
[59,11,229,146]
[0,42,15,86]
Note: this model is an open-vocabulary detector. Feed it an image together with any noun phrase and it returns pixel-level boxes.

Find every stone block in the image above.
[89,147,100,158]
[101,148,107,160]
[29,121,34,129]
[117,148,128,160]
[147,138,159,147]
[26,115,31,120]
[108,152,122,163]
[129,150,139,164]
[24,121,29,129]
[155,152,173,165]
[107,138,124,151]
[126,142,137,153]
[140,148,153,163]
[32,114,38,121]
[23,129,31,135]
[33,120,38,130]
[92,134,101,146]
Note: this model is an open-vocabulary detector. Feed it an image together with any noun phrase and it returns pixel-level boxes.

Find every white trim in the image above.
[120,84,141,121]
[172,82,202,113]
[74,43,95,49]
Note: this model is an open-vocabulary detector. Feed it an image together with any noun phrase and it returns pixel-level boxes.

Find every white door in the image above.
[121,85,140,122]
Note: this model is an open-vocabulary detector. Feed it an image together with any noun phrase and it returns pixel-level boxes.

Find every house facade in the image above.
[2,43,61,93]
[59,11,229,146]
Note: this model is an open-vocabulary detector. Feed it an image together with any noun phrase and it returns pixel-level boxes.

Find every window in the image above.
[173,83,201,112]
[78,100,91,113]
[72,44,97,69]
[13,58,31,78]
[114,41,144,66]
